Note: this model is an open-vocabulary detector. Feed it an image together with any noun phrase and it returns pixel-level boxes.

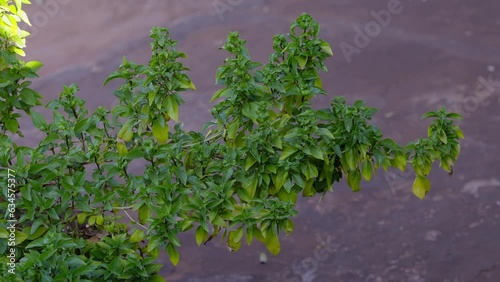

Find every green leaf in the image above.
[437,129,447,144]
[138,204,152,225]
[345,149,357,171]
[20,88,38,106]
[166,95,179,122]
[228,228,243,252]
[74,118,90,135]
[412,175,431,199]
[347,169,361,192]
[394,151,407,172]
[166,243,180,266]
[0,228,9,239]
[452,125,464,139]
[227,119,239,140]
[320,41,334,56]
[264,232,280,255]
[15,231,28,244]
[280,147,298,161]
[244,174,259,199]
[152,121,169,143]
[270,136,282,149]
[26,61,43,72]
[273,169,288,191]
[118,121,134,142]
[130,229,145,243]
[125,148,144,160]
[301,162,318,180]
[317,128,334,140]
[361,159,372,181]
[210,88,229,102]
[446,113,463,120]
[245,156,257,171]
[308,145,323,160]
[245,227,254,246]
[421,111,438,119]
[117,142,128,157]
[77,213,88,225]
[195,226,208,246]
[103,70,124,86]
[297,56,308,69]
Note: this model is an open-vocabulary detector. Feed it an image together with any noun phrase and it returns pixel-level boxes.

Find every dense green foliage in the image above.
[0,1,463,281]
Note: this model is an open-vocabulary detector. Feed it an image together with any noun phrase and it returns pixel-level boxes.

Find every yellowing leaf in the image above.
[138,204,152,225]
[77,213,88,225]
[95,215,104,225]
[412,175,431,199]
[394,151,407,172]
[152,121,169,143]
[118,121,134,142]
[117,142,128,157]
[130,229,145,243]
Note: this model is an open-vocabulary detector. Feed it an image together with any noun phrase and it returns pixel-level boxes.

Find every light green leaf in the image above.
[152,120,169,143]
[280,147,298,161]
[166,95,179,122]
[228,229,243,252]
[130,229,145,243]
[412,175,431,199]
[297,56,308,69]
[347,169,361,192]
[195,226,208,246]
[361,159,372,181]
[26,61,43,72]
[264,232,280,255]
[320,41,333,56]
[118,121,134,142]
[166,243,180,266]
[210,88,229,102]
[138,204,152,225]
[437,129,447,144]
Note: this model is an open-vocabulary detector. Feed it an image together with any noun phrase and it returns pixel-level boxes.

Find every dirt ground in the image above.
[17,0,500,281]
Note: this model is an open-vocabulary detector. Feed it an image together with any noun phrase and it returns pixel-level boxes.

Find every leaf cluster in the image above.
[0,8,463,281]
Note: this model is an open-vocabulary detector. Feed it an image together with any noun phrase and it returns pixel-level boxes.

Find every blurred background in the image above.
[20,0,500,281]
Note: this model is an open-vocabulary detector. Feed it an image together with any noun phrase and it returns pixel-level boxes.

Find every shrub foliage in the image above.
[0,1,463,281]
